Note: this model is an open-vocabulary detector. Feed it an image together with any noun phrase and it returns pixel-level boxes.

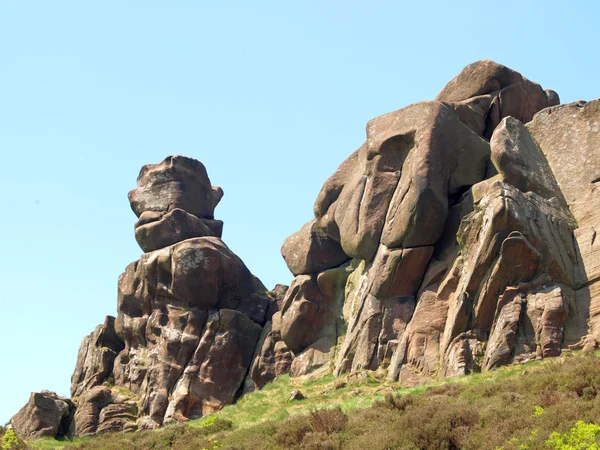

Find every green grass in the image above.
[27,350,600,449]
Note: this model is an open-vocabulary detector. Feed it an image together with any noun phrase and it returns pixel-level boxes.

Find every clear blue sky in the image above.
[0,0,598,424]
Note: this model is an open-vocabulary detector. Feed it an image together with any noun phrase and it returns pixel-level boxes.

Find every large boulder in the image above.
[11,391,74,440]
[129,155,223,220]
[129,155,226,254]
[436,60,559,138]
[134,208,223,253]
[281,219,349,276]
[312,100,490,263]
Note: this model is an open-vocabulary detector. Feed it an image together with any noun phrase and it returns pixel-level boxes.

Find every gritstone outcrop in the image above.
[13,155,279,437]
[11,60,600,439]
[272,60,600,385]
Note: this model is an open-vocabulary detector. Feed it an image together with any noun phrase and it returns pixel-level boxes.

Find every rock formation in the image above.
[12,155,277,438]
[269,60,600,386]
[10,391,74,440]
[11,60,600,439]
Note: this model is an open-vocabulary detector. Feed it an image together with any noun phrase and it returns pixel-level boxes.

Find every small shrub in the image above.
[200,417,232,433]
[300,432,340,450]
[1,430,28,450]
[546,421,600,449]
[274,414,312,447]
[538,389,563,407]
[373,393,413,412]
[310,407,348,434]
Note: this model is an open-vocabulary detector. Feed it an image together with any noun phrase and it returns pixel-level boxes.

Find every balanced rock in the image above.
[129,155,225,252]
[23,155,278,436]
[129,155,223,219]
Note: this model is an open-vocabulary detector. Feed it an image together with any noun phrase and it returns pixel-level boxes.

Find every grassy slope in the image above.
[30,351,600,449]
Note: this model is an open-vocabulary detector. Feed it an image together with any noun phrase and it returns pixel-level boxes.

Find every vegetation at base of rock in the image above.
[25,351,600,449]
[1,428,28,450]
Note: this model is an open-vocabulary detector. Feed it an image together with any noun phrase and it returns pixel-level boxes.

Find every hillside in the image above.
[5,351,600,449]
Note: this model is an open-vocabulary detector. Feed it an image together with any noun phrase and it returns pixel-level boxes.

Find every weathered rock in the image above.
[110,236,268,425]
[71,316,124,398]
[12,391,74,440]
[115,237,259,317]
[574,215,600,287]
[280,275,338,355]
[247,313,294,390]
[387,285,451,381]
[278,61,572,383]
[288,390,305,401]
[333,244,432,375]
[437,60,531,104]
[440,181,577,355]
[16,62,600,439]
[490,117,565,204]
[266,284,289,320]
[65,157,272,434]
[73,386,112,436]
[96,402,138,434]
[483,285,570,370]
[524,286,569,358]
[526,100,600,224]
[312,101,490,262]
[128,155,223,219]
[583,281,600,341]
[335,293,415,374]
[437,60,559,138]
[164,309,262,422]
[281,218,349,276]
[483,297,523,370]
[73,386,138,436]
[135,208,223,252]
[368,245,434,299]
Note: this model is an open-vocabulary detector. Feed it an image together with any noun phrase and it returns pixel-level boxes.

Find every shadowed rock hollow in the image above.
[11,60,600,439]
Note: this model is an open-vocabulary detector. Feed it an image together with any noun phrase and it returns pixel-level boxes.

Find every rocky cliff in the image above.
[11,60,600,440]
[273,60,600,385]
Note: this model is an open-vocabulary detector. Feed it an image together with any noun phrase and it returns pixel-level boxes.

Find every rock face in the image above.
[269,59,600,386]
[130,156,225,253]
[11,60,600,439]
[13,155,280,437]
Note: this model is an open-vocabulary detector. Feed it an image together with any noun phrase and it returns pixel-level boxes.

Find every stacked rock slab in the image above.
[12,155,276,438]
[270,59,600,385]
